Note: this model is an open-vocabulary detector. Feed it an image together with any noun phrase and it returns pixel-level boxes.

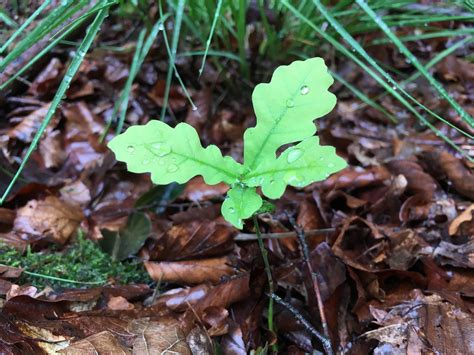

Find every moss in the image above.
[0,232,151,289]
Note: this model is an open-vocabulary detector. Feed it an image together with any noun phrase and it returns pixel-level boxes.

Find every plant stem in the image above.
[252,214,276,350]
[271,293,332,355]
[288,215,331,346]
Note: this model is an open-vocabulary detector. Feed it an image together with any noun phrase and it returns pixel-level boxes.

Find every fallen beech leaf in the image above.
[433,241,474,268]
[0,265,22,279]
[425,150,474,200]
[6,285,37,301]
[449,205,474,236]
[321,166,391,191]
[182,176,229,202]
[130,319,191,355]
[13,196,83,244]
[150,219,235,260]
[7,103,58,143]
[59,180,91,207]
[60,331,129,354]
[38,129,65,168]
[386,159,439,201]
[0,208,15,226]
[28,58,64,96]
[107,296,134,311]
[145,256,235,285]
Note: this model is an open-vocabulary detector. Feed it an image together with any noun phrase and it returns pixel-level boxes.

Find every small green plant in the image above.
[108,58,346,228]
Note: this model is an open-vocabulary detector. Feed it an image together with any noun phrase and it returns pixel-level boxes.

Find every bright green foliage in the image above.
[108,58,346,228]
[108,120,244,185]
[222,185,263,229]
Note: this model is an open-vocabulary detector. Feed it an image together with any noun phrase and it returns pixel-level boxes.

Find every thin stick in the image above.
[271,293,332,355]
[252,214,276,350]
[235,227,337,241]
[288,215,331,350]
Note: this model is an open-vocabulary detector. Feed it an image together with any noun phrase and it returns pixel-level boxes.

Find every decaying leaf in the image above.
[12,196,83,244]
[145,256,235,285]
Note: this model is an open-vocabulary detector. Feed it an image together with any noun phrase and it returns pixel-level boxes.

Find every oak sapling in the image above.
[108,57,347,228]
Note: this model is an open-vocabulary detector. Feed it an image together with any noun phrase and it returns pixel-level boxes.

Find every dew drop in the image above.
[127,145,135,153]
[229,207,235,213]
[270,180,275,185]
[319,157,324,161]
[300,85,310,95]
[328,163,335,168]
[167,164,178,173]
[151,142,171,157]
[287,148,303,163]
[142,159,150,165]
[286,99,295,108]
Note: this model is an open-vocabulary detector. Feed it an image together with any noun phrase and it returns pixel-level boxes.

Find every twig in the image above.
[271,293,332,355]
[235,227,337,241]
[252,214,277,351]
[288,215,332,351]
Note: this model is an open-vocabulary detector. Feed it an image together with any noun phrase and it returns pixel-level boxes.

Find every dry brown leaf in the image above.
[28,58,64,96]
[7,103,58,143]
[145,256,235,285]
[13,196,83,244]
[449,204,474,236]
[107,296,135,311]
[60,331,130,354]
[182,176,229,202]
[39,129,65,168]
[130,319,191,355]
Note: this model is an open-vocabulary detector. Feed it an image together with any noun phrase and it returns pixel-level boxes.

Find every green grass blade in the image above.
[281,1,472,161]
[0,0,88,72]
[159,0,196,120]
[0,0,52,54]
[114,29,146,134]
[0,5,110,204]
[310,0,473,139]
[356,0,473,128]
[0,9,97,90]
[0,8,18,28]
[331,71,398,123]
[198,0,223,77]
[159,0,190,120]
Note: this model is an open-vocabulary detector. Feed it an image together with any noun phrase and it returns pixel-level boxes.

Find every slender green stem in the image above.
[198,0,223,77]
[0,263,106,285]
[253,214,277,349]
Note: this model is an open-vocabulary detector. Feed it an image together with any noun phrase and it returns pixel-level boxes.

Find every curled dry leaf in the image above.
[449,204,474,236]
[13,196,83,244]
[145,256,236,285]
[60,331,129,354]
[424,150,474,200]
[385,159,439,201]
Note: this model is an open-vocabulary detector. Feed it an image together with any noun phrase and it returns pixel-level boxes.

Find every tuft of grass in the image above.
[0,3,112,204]
[0,233,150,289]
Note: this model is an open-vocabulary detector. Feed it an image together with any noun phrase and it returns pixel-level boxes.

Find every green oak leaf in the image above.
[243,136,347,199]
[108,58,346,229]
[221,185,263,229]
[108,120,243,185]
[243,57,336,171]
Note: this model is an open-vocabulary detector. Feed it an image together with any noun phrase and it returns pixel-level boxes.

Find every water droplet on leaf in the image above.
[286,99,294,108]
[167,164,178,173]
[142,159,150,165]
[300,85,310,95]
[287,148,303,163]
[229,207,235,213]
[127,145,135,153]
[328,163,335,168]
[152,142,171,157]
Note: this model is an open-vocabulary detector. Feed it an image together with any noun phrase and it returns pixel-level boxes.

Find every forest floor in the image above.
[0,2,473,354]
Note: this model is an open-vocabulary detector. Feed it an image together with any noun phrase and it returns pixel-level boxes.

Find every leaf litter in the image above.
[1,4,474,354]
